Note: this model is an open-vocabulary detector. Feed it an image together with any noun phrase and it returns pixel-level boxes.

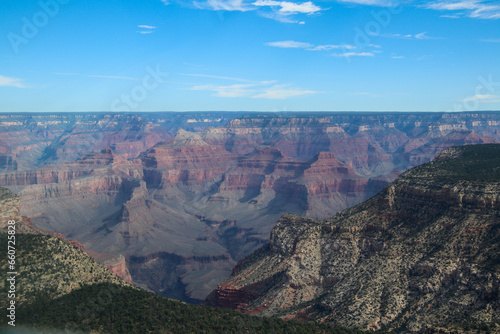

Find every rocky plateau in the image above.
[1,112,499,303]
[207,144,500,332]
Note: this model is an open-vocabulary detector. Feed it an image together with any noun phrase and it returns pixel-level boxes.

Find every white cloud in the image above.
[415,32,427,39]
[336,0,400,6]
[440,14,462,18]
[137,25,157,34]
[461,94,500,102]
[266,41,359,51]
[190,0,322,23]
[0,75,26,88]
[426,0,478,10]
[332,51,375,57]
[195,0,254,11]
[425,1,500,19]
[391,55,405,59]
[161,0,170,4]
[266,40,381,58]
[192,83,257,97]
[481,38,500,43]
[258,11,300,22]
[252,86,316,99]
[309,44,357,50]
[266,40,313,48]
[190,78,317,99]
[253,0,321,13]
[374,32,441,40]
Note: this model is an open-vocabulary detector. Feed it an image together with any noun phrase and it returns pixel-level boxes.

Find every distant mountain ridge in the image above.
[207,144,500,332]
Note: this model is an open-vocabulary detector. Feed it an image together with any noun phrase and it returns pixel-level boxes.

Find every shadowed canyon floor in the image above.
[1,112,499,302]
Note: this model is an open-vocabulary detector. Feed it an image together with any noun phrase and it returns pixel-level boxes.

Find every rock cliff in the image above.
[207,144,500,332]
[2,112,500,303]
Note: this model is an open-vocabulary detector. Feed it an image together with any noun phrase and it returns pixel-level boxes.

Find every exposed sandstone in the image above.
[208,144,500,332]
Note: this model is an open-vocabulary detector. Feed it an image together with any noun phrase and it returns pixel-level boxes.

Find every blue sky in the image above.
[1,0,500,112]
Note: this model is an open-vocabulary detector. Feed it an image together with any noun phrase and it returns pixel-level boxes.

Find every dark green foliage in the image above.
[11,283,362,334]
[409,144,500,183]
[0,187,16,201]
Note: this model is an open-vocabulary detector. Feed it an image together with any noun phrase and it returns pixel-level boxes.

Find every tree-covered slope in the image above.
[10,283,362,334]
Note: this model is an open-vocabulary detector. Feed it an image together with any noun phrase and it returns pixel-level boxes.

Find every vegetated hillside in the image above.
[0,188,130,312]
[12,283,363,334]
[2,112,500,303]
[0,187,361,334]
[207,144,500,333]
[0,234,129,309]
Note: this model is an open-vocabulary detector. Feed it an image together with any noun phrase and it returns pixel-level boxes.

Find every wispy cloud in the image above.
[462,94,500,103]
[189,77,317,99]
[266,40,359,51]
[266,40,313,48]
[138,25,157,29]
[252,0,322,23]
[309,44,357,50]
[253,85,317,99]
[191,0,323,23]
[336,0,400,6]
[137,24,157,34]
[253,0,321,13]
[266,40,380,58]
[0,75,26,88]
[481,38,500,43]
[194,0,254,11]
[192,83,257,97]
[332,51,375,57]
[425,1,500,19]
[258,11,305,22]
[373,32,442,40]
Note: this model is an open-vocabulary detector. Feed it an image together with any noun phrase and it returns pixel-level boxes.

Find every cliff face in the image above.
[2,112,500,304]
[207,144,500,332]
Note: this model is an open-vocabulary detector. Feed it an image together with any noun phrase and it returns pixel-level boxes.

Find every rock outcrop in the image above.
[2,112,500,303]
[207,144,500,332]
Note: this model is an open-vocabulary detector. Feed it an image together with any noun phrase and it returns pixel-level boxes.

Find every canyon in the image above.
[207,144,500,332]
[1,111,499,302]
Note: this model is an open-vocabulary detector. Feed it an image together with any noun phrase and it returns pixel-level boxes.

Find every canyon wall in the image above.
[207,144,500,332]
[1,112,499,303]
